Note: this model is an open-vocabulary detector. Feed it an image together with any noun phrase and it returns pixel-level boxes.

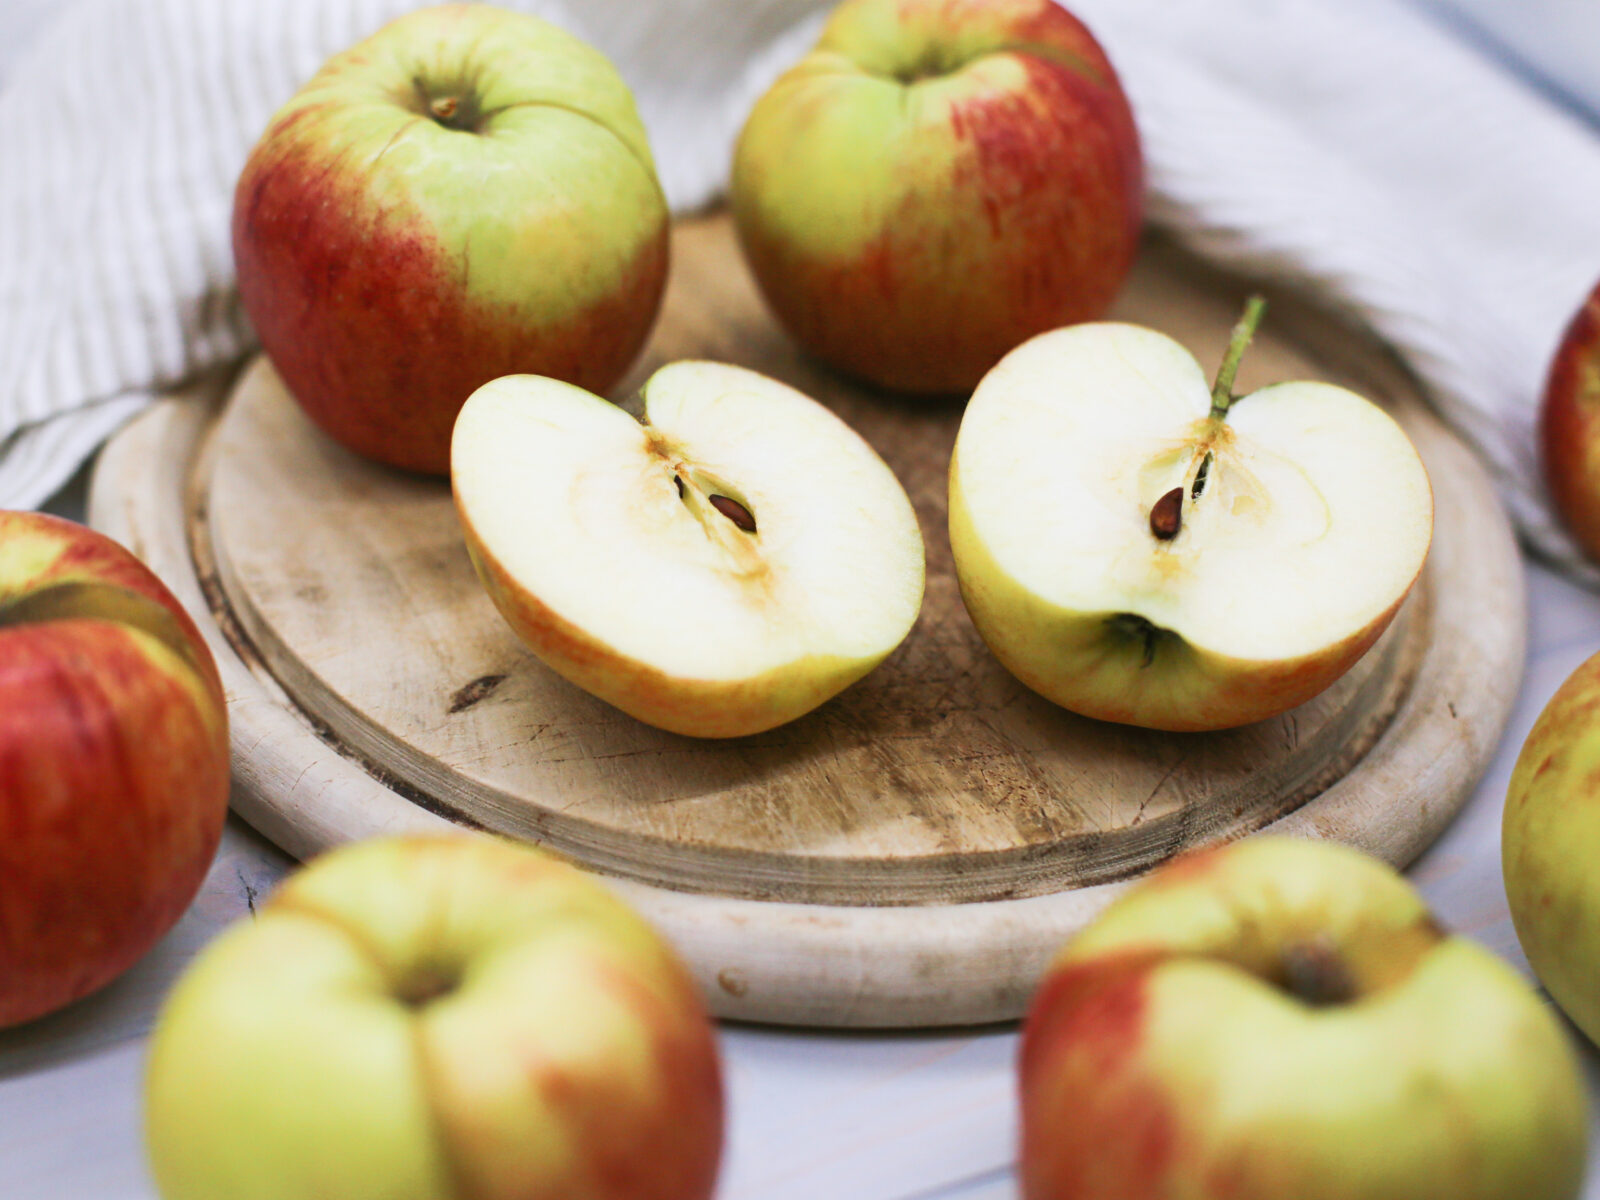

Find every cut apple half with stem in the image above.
[949,298,1434,732]
[452,361,926,738]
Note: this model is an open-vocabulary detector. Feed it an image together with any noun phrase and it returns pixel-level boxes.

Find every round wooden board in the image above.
[89,215,1524,1027]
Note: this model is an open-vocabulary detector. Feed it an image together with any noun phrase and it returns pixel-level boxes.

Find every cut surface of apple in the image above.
[452,361,925,737]
[950,311,1433,731]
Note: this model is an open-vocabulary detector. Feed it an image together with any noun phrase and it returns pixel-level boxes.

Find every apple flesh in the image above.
[234,4,670,474]
[145,834,723,1200]
[1540,277,1600,560]
[451,360,926,737]
[1504,647,1600,1048]
[0,511,228,1027]
[1020,836,1588,1200]
[949,303,1433,731]
[731,0,1142,394]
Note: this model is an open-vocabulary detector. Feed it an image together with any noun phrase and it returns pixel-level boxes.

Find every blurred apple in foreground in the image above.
[731,0,1142,394]
[1505,647,1600,1047]
[145,835,723,1200]
[0,511,228,1027]
[452,361,926,737]
[950,300,1433,730]
[1020,837,1587,1200]
[1541,277,1600,560]
[234,4,669,473]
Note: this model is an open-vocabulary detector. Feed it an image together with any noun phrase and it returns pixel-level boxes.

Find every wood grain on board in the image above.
[90,215,1523,1025]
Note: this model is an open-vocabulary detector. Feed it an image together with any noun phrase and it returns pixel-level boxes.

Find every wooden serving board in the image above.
[89,215,1524,1027]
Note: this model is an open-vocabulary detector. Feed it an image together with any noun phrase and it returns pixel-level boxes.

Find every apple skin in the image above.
[145,834,724,1200]
[1020,837,1588,1200]
[233,4,670,474]
[0,511,228,1027]
[1504,647,1600,1048]
[730,0,1142,394]
[1541,278,1600,560]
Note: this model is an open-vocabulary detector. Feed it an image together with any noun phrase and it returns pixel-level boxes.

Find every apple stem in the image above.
[1209,294,1267,420]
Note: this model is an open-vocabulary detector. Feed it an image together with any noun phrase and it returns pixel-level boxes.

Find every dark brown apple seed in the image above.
[1149,486,1184,540]
[710,495,756,533]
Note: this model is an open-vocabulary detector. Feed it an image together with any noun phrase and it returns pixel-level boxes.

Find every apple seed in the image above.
[1149,487,1184,540]
[710,494,757,533]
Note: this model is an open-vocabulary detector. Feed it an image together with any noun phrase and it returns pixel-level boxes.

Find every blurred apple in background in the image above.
[731,0,1142,394]
[1540,277,1600,560]
[949,301,1433,731]
[1505,647,1600,1048]
[145,834,723,1200]
[1020,836,1587,1200]
[452,360,926,737]
[233,4,670,474]
[0,511,228,1027]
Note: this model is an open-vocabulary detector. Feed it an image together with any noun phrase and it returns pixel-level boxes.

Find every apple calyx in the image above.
[0,580,204,676]
[1278,935,1358,1007]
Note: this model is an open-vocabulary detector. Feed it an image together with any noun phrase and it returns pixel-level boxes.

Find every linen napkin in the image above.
[3,0,1599,580]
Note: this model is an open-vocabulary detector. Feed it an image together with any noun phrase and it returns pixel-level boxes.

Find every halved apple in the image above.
[949,301,1433,731]
[452,361,926,738]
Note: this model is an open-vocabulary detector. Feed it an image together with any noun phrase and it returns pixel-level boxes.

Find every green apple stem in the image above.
[1209,294,1268,420]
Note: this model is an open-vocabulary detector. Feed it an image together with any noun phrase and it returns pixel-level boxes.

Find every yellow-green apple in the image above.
[730,0,1142,395]
[451,360,926,737]
[0,511,228,1027]
[145,834,722,1200]
[233,4,670,474]
[1019,836,1588,1200]
[948,299,1433,731]
[1540,277,1600,560]
[1504,647,1600,1046]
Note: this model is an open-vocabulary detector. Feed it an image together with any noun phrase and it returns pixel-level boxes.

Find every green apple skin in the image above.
[233,4,670,474]
[0,512,228,1028]
[1505,648,1600,1047]
[730,0,1142,394]
[145,835,723,1200]
[1541,278,1600,560]
[1020,837,1588,1200]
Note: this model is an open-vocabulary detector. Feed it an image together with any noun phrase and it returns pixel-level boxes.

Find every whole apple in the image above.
[1541,277,1600,560]
[949,300,1433,731]
[145,834,724,1200]
[1020,837,1587,1200]
[0,511,228,1027]
[1505,647,1600,1047]
[234,4,670,474]
[730,0,1142,394]
[451,360,926,737]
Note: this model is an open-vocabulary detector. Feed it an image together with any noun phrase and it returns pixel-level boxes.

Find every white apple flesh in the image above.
[949,305,1433,731]
[452,361,926,737]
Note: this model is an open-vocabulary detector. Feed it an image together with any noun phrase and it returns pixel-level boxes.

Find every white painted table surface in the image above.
[9,7,1600,1198]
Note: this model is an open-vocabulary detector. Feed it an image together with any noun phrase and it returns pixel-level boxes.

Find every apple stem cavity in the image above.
[1280,936,1359,1008]
[1209,294,1268,420]
[1149,486,1184,540]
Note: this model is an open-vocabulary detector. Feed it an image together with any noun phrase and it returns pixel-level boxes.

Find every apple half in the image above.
[949,301,1433,731]
[452,361,926,738]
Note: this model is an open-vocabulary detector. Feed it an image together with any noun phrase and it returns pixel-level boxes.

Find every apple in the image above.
[1504,647,1600,1048]
[1540,277,1600,560]
[730,0,1142,395]
[145,834,723,1200]
[233,4,670,474]
[450,360,926,737]
[0,511,228,1027]
[1019,836,1589,1200]
[948,298,1433,731]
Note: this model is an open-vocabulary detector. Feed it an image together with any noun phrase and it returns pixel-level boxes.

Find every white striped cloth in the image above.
[3,0,1600,580]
